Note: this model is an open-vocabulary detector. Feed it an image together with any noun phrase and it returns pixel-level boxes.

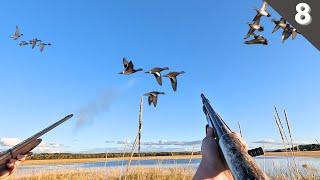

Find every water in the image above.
[256,156,320,176]
[16,156,320,176]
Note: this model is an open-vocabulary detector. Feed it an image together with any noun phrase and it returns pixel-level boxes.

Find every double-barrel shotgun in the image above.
[0,114,73,171]
[201,94,268,180]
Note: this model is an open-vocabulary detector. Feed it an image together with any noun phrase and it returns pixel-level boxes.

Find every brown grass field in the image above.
[10,166,319,180]
[11,167,195,180]
[7,151,320,179]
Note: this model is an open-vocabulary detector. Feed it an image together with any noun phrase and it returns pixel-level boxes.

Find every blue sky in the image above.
[0,0,319,153]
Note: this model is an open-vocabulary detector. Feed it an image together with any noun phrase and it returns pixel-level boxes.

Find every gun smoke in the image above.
[75,89,120,129]
[75,79,137,129]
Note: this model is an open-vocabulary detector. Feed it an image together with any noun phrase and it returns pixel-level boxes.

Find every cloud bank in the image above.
[116,140,202,146]
[251,138,314,149]
[0,137,22,147]
[0,137,66,153]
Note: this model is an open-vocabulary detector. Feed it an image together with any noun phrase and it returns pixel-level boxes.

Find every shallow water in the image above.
[16,156,320,176]
[256,156,320,175]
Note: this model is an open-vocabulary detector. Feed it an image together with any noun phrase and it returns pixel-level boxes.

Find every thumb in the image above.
[206,125,214,138]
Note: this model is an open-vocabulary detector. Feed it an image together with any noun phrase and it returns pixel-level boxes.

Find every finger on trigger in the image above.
[6,161,15,169]
[17,154,27,161]
[8,159,17,164]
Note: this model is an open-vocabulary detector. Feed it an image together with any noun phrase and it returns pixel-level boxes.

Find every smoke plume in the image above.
[75,89,119,128]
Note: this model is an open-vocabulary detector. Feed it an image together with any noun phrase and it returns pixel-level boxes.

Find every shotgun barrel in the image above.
[201,94,268,180]
[0,114,73,171]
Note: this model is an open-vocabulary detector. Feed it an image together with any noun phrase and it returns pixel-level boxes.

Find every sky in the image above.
[0,0,319,153]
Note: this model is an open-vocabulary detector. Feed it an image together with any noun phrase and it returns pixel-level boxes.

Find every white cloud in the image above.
[115,140,202,147]
[81,146,200,153]
[34,142,65,153]
[116,140,130,145]
[79,139,203,153]
[0,137,22,147]
[251,139,283,145]
[251,138,314,150]
[0,137,65,153]
[142,140,201,146]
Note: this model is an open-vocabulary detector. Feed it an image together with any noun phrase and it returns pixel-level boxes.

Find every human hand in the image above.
[0,154,28,179]
[194,126,244,180]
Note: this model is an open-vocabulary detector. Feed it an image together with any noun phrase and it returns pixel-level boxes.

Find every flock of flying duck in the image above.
[244,1,299,45]
[119,58,185,107]
[10,26,51,52]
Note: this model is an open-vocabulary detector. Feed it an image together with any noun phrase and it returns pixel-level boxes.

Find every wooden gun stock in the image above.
[0,114,73,172]
[0,139,41,171]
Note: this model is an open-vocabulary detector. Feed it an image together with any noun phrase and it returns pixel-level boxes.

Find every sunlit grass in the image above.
[10,164,319,180]
[11,167,194,180]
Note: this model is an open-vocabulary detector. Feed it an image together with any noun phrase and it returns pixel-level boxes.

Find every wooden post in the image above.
[138,96,143,153]
[123,97,144,180]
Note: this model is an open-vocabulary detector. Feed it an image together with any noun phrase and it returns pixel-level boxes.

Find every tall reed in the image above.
[284,109,295,151]
[238,121,243,138]
[274,106,290,151]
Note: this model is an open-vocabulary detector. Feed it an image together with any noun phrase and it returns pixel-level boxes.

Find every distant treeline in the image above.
[273,144,320,152]
[27,151,201,160]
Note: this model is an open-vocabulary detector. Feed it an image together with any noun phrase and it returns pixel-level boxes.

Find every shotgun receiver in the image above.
[0,114,73,171]
[201,94,268,180]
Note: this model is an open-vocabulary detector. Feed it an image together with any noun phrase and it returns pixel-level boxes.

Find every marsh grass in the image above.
[10,165,319,180]
[270,165,319,180]
[272,107,320,179]
[11,167,195,180]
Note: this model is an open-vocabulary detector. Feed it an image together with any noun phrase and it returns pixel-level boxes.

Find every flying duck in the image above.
[38,42,52,52]
[271,18,287,33]
[290,28,299,40]
[253,1,271,21]
[144,91,165,107]
[282,24,299,43]
[10,26,23,40]
[119,58,143,75]
[18,41,29,47]
[244,18,264,39]
[244,34,268,45]
[244,1,270,39]
[29,38,42,49]
[163,71,185,92]
[145,67,169,86]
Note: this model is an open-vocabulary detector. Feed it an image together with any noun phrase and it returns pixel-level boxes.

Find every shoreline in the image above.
[23,151,320,166]
[264,151,320,157]
[24,155,202,165]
